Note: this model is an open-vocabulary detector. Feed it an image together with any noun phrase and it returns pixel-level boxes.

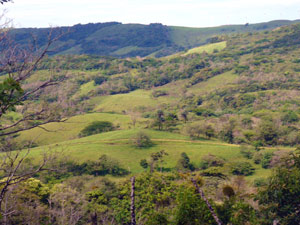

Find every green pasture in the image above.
[24,129,289,183]
[94,89,178,113]
[17,112,149,146]
[189,70,238,95]
[182,41,227,56]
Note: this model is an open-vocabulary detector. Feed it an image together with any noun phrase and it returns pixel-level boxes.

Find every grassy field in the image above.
[78,80,96,96]
[17,112,149,146]
[163,41,227,60]
[24,128,288,183]
[189,70,238,95]
[93,89,179,113]
[182,41,227,56]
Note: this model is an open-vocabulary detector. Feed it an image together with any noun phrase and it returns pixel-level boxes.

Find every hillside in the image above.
[1,19,300,224]
[9,22,299,149]
[9,19,300,58]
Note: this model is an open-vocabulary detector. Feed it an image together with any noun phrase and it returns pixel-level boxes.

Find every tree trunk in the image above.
[91,212,98,225]
[191,178,223,225]
[130,177,136,225]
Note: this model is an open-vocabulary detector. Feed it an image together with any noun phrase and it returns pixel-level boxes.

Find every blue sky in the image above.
[3,0,300,28]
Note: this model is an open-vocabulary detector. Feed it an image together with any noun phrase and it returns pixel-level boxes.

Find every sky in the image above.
[2,0,300,28]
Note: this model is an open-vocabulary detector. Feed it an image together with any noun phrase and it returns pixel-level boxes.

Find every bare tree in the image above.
[0,14,66,211]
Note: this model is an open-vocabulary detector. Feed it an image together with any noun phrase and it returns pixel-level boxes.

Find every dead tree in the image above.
[130,176,136,225]
[191,178,223,225]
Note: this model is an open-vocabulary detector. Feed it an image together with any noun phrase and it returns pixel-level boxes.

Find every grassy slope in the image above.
[26,128,286,182]
[183,41,227,55]
[163,41,227,59]
[17,113,149,146]
[189,70,238,95]
[93,89,179,113]
[17,71,239,145]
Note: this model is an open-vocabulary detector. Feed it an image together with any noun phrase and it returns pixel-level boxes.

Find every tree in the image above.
[149,150,168,173]
[258,120,279,146]
[132,131,153,148]
[0,15,65,211]
[139,159,148,169]
[153,110,165,130]
[257,153,300,225]
[176,152,194,171]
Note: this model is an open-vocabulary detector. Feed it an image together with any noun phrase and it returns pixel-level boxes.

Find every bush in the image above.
[176,152,194,171]
[230,162,255,176]
[133,131,153,148]
[93,76,107,85]
[240,145,255,159]
[253,178,267,187]
[253,152,263,164]
[199,154,225,169]
[261,152,273,169]
[151,90,168,98]
[91,154,129,176]
[201,167,227,178]
[194,107,216,117]
[79,121,114,137]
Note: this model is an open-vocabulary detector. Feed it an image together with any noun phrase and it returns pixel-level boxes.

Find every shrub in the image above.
[199,154,225,169]
[194,107,216,117]
[201,167,227,178]
[281,111,299,124]
[230,162,255,176]
[176,152,194,171]
[151,90,168,98]
[91,154,129,176]
[240,145,255,159]
[140,159,148,169]
[133,131,153,148]
[93,76,107,85]
[253,152,263,164]
[79,121,114,137]
[261,152,273,169]
[253,178,267,187]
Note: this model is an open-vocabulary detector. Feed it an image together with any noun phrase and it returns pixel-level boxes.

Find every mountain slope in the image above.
[9,19,300,58]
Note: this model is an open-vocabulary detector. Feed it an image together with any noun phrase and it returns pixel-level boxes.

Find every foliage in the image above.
[257,153,300,225]
[79,121,114,137]
[240,145,255,159]
[176,152,195,171]
[174,186,217,225]
[230,162,255,176]
[261,152,274,169]
[133,131,153,148]
[199,154,225,169]
[152,90,168,98]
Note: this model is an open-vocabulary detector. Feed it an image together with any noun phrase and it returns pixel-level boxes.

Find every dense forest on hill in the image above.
[8,19,300,57]
[1,19,300,224]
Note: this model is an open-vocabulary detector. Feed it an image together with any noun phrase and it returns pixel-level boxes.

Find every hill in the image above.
[9,19,300,58]
[10,22,299,150]
[1,20,300,225]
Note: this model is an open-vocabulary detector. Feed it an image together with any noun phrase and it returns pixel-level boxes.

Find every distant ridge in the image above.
[9,19,300,58]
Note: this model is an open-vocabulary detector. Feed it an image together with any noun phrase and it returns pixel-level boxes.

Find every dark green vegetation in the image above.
[1,20,300,224]
[79,121,114,137]
[2,152,300,224]
[9,19,300,57]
